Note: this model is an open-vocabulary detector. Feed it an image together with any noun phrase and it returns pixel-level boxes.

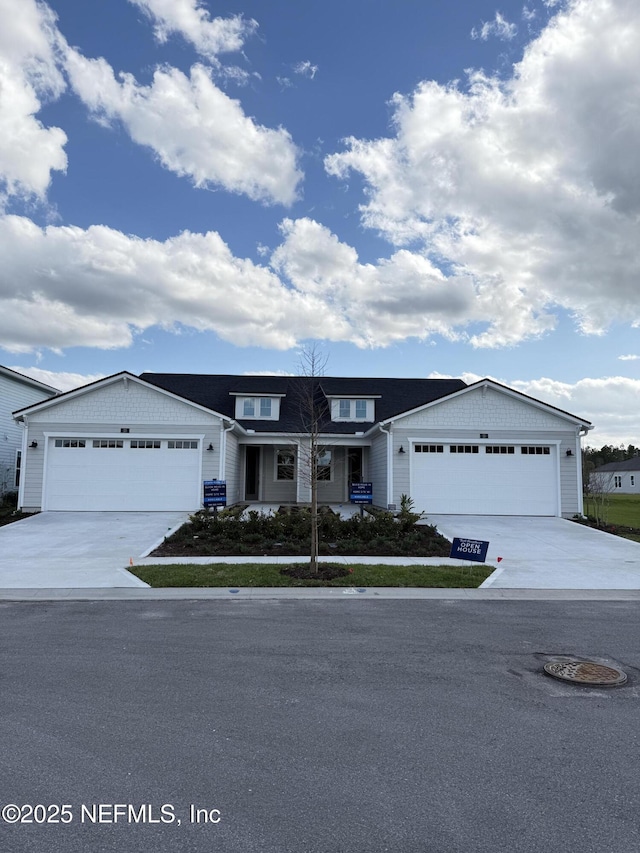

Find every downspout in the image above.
[378,422,393,509]
[18,416,28,510]
[219,421,235,482]
[576,423,593,516]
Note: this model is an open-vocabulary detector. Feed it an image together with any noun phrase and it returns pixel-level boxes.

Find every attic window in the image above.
[236,396,279,420]
[332,398,373,422]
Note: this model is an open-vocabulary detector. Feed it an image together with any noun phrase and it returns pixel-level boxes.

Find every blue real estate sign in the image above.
[203,480,226,507]
[350,482,373,504]
[450,537,490,563]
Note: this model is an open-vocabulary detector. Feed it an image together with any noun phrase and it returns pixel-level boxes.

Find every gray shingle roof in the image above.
[594,458,640,472]
[139,373,467,433]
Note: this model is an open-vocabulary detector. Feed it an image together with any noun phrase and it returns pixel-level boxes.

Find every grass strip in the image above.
[131,562,493,588]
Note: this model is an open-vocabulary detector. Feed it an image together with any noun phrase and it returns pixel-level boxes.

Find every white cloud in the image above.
[8,366,105,392]
[0,0,67,202]
[618,354,639,361]
[326,0,640,348]
[64,51,302,205]
[471,12,517,41]
[271,217,478,346]
[0,215,340,352]
[293,61,318,79]
[428,371,640,447]
[129,0,257,61]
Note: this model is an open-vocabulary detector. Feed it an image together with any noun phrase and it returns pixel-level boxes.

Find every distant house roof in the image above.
[1,365,59,395]
[139,373,467,434]
[594,458,640,473]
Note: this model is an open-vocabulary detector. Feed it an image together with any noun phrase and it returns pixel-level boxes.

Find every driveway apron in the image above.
[427,515,640,589]
[0,512,189,588]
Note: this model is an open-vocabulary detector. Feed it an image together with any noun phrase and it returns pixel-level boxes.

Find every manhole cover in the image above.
[543,660,627,686]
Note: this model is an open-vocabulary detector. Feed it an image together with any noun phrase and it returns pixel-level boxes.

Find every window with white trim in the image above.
[237,396,278,420]
[631,476,635,487]
[168,440,198,449]
[54,439,86,448]
[317,448,332,481]
[614,475,622,488]
[331,399,373,421]
[276,450,295,481]
[14,450,21,489]
[92,439,123,449]
[130,440,161,449]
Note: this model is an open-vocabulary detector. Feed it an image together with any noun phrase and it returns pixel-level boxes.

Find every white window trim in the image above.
[14,449,22,489]
[331,398,375,422]
[274,449,296,482]
[234,396,280,420]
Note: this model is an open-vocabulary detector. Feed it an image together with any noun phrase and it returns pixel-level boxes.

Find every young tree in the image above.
[290,344,330,574]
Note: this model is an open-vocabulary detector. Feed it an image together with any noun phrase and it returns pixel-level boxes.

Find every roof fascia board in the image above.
[379,379,591,427]
[1,365,59,395]
[13,371,232,423]
[228,392,287,397]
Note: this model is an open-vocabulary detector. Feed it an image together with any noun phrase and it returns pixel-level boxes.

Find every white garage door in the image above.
[410,443,558,516]
[45,437,202,511]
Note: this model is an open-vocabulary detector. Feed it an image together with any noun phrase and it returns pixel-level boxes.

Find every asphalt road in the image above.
[1,600,639,853]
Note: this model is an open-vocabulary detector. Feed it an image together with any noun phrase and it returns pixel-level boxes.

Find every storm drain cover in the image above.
[543,659,627,687]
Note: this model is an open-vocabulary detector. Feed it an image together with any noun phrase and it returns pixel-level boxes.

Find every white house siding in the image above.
[20,380,222,511]
[1,374,55,496]
[369,430,389,509]
[223,430,240,506]
[599,470,640,495]
[259,445,298,504]
[390,387,582,516]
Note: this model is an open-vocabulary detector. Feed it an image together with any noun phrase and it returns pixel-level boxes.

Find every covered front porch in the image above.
[239,440,368,505]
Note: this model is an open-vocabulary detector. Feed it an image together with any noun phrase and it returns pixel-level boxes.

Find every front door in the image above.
[245,446,260,500]
[347,448,363,495]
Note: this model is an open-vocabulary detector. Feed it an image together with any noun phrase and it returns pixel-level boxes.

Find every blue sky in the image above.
[1,0,639,446]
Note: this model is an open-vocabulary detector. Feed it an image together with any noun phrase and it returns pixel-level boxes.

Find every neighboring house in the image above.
[589,459,640,494]
[1,366,59,498]
[13,371,592,517]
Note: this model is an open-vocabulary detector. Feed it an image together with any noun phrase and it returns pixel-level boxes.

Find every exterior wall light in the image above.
[398,445,405,454]
[566,449,573,457]
[207,443,214,452]
[30,441,38,448]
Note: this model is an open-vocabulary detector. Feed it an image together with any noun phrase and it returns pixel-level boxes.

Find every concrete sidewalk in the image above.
[2,587,640,600]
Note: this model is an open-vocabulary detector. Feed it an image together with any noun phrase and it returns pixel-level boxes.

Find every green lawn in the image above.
[132,562,492,588]
[583,493,640,527]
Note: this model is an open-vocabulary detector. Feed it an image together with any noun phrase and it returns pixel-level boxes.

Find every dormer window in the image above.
[234,395,281,420]
[330,398,374,422]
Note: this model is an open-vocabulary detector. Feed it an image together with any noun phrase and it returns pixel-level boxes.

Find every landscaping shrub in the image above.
[152,506,451,558]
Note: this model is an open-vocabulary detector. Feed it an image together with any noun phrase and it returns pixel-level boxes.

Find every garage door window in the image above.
[486,446,515,455]
[415,445,443,453]
[450,445,478,454]
[168,440,198,449]
[521,446,550,455]
[92,440,123,449]
[130,440,161,449]
[54,439,86,448]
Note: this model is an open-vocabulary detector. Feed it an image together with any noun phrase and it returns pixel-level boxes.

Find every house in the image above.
[589,459,640,494]
[1,365,59,498]
[13,371,592,517]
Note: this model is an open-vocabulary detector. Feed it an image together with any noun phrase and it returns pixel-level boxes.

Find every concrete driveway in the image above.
[427,515,640,588]
[0,512,189,588]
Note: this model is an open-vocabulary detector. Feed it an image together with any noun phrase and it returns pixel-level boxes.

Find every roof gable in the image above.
[1,365,59,395]
[383,378,592,427]
[13,372,228,421]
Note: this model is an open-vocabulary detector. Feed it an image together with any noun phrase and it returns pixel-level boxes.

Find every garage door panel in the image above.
[45,440,201,511]
[411,444,557,516]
